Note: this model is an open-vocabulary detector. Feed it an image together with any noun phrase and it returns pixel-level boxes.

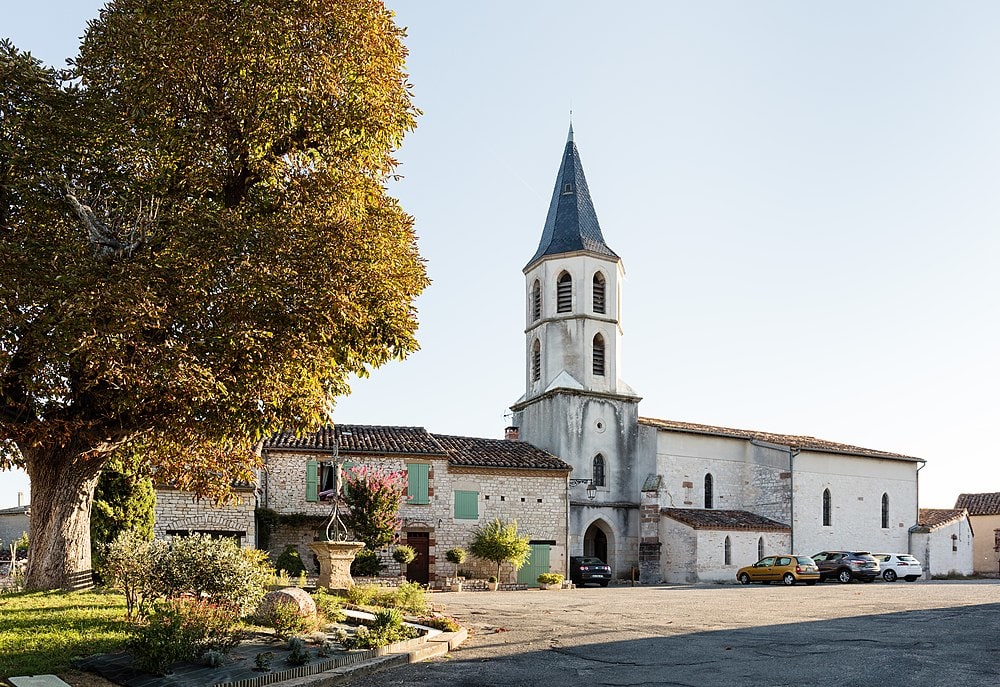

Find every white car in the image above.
[872,553,923,582]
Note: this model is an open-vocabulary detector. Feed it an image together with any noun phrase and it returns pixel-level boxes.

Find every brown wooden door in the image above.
[406,531,430,584]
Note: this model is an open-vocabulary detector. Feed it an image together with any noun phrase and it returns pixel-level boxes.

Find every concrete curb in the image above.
[267,622,467,687]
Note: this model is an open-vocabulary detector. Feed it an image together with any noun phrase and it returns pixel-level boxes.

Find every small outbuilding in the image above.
[909,508,974,578]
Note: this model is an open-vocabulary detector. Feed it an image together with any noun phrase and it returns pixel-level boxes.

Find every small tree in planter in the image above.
[469,518,530,588]
[392,545,416,577]
[445,547,467,590]
[537,572,564,590]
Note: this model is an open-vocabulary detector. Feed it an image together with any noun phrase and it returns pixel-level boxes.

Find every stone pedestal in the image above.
[308,541,365,592]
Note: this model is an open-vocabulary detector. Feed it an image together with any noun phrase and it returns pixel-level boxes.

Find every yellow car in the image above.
[737,555,820,586]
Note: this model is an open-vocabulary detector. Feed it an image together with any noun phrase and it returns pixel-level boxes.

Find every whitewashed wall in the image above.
[911,518,974,578]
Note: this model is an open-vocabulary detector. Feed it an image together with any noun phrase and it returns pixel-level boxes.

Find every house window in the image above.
[758,537,764,560]
[593,334,605,376]
[724,536,732,565]
[823,489,832,526]
[454,490,479,520]
[881,493,889,529]
[407,463,430,505]
[704,473,714,509]
[556,272,572,313]
[593,454,605,487]
[531,280,541,322]
[531,339,541,382]
[593,272,606,313]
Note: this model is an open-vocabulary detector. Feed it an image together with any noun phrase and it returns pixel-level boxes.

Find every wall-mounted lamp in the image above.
[586,483,597,501]
[569,478,598,501]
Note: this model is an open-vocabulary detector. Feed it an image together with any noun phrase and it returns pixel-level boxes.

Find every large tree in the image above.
[0,0,427,590]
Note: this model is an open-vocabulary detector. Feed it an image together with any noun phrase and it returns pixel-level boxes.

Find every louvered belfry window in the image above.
[593,334,605,376]
[556,272,572,313]
[531,339,541,382]
[593,273,606,314]
[531,280,541,321]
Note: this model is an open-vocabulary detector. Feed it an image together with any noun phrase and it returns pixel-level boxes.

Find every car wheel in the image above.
[904,576,918,582]
[837,569,852,583]
[883,569,897,582]
[600,581,609,587]
[738,572,751,585]
[782,573,796,586]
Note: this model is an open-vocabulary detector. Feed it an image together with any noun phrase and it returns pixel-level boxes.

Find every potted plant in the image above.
[537,572,564,590]
[487,575,499,591]
[445,547,467,591]
[469,519,531,590]
[393,544,416,573]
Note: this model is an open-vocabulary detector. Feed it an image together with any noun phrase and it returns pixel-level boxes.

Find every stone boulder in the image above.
[257,587,317,620]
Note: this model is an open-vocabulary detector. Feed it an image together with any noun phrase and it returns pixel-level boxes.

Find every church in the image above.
[510,126,926,583]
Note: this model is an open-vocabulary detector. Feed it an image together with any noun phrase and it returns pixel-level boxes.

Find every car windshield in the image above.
[796,557,814,566]
[574,558,605,565]
[898,555,919,562]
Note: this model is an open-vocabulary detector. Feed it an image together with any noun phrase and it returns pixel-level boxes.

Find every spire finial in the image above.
[567,111,574,143]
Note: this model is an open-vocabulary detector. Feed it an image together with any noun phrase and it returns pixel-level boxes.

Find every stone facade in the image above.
[153,486,257,547]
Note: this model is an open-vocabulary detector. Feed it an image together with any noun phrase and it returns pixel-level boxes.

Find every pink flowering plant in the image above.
[341,465,408,550]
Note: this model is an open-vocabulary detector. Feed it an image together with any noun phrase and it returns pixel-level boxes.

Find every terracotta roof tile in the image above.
[661,508,790,531]
[434,434,571,471]
[954,492,1000,516]
[917,508,968,530]
[639,417,922,463]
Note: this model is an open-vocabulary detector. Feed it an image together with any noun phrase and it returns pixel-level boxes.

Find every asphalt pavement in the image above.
[345,580,1000,687]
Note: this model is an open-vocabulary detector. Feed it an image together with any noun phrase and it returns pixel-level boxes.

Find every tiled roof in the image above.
[264,424,569,471]
[917,508,968,530]
[264,425,447,456]
[662,508,790,531]
[0,506,28,516]
[526,126,619,269]
[433,434,571,471]
[954,492,1000,516]
[639,417,923,463]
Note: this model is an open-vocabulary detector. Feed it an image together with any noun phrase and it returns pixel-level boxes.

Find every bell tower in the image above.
[511,125,641,568]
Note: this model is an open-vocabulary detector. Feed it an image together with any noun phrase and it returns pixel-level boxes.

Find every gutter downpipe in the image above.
[911,461,926,557]
[749,439,800,552]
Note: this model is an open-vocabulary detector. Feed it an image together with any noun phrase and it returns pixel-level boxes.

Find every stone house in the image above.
[153,484,257,546]
[258,424,571,586]
[909,508,974,578]
[0,505,29,552]
[954,492,1000,575]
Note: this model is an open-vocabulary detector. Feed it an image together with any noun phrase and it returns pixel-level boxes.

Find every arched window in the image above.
[593,334,605,376]
[758,537,764,560]
[704,473,714,509]
[556,272,572,313]
[593,272,606,314]
[881,493,889,529]
[531,339,541,382]
[593,454,605,487]
[531,280,541,322]
[823,489,832,526]
[724,536,732,565]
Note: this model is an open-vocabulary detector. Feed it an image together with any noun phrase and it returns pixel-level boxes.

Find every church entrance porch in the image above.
[584,520,612,565]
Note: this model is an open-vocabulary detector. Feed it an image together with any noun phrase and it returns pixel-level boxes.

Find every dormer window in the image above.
[562,182,574,194]
[556,272,572,313]
[593,272,606,314]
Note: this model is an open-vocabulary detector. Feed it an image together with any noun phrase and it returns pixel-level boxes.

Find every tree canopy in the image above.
[0,0,427,589]
[469,518,531,582]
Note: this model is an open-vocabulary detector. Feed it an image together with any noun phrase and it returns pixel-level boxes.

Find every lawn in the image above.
[0,588,130,679]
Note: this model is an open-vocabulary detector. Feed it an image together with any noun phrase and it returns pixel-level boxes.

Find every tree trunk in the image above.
[23,445,103,590]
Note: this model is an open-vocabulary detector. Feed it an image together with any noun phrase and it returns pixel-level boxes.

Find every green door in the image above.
[517,543,551,586]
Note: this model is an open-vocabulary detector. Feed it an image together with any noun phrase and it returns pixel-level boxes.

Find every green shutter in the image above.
[454,490,479,519]
[408,463,429,505]
[341,461,356,497]
[305,460,318,502]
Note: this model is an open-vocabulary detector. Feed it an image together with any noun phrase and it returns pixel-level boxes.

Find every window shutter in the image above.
[341,461,356,496]
[305,460,318,502]
[408,464,430,505]
[454,490,479,519]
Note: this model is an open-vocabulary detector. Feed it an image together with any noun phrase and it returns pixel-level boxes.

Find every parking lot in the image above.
[350,580,1000,687]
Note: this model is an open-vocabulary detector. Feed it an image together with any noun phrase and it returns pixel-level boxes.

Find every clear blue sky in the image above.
[2,1,999,512]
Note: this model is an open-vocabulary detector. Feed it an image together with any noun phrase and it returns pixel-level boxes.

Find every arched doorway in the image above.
[584,520,611,564]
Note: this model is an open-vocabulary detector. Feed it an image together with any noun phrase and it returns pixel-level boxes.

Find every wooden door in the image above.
[406,531,430,584]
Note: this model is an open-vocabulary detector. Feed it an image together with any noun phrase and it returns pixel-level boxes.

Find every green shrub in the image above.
[537,572,564,585]
[392,545,416,565]
[373,607,403,630]
[350,548,383,577]
[98,530,164,619]
[417,615,461,632]
[258,599,311,639]
[311,588,346,623]
[128,597,243,675]
[335,621,417,650]
[152,534,272,615]
[286,636,310,666]
[274,545,306,577]
[391,581,429,615]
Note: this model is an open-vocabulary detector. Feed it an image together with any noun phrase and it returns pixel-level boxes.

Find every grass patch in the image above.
[0,588,129,678]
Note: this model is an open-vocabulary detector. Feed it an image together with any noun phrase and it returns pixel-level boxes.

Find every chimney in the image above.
[17,491,23,507]
[505,426,519,441]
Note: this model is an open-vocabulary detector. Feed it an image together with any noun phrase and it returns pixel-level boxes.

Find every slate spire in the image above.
[526,125,618,268]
